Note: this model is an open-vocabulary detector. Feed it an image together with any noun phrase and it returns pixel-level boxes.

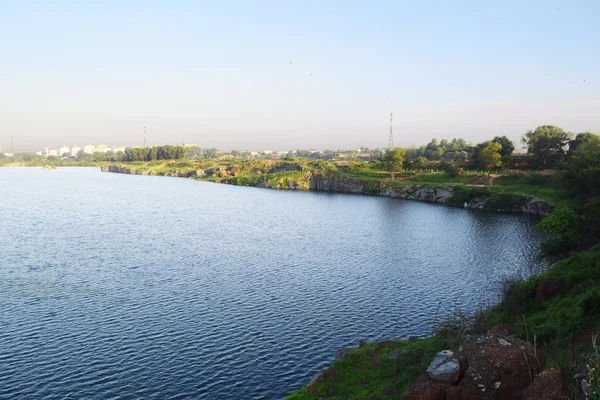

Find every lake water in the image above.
[0,167,547,399]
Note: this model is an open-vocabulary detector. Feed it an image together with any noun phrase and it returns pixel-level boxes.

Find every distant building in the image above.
[112,146,125,153]
[4,152,14,157]
[48,149,58,156]
[83,145,95,154]
[182,143,199,148]
[0,146,2,153]
[58,146,70,156]
[71,146,81,157]
[95,145,110,154]
[36,151,43,156]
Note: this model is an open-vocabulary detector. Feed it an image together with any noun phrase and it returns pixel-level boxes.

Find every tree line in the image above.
[382,125,598,174]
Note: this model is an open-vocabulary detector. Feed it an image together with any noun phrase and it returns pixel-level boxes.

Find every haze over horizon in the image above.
[1,0,599,152]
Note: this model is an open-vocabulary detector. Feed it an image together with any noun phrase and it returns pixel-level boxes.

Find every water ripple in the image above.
[0,167,548,399]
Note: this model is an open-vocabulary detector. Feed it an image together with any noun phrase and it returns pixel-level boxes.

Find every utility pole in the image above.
[388,113,394,148]
[144,126,147,147]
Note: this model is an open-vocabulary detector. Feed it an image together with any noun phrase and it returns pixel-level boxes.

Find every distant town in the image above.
[0,142,374,160]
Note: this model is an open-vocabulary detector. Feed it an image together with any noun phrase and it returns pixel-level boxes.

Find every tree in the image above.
[93,151,106,162]
[187,146,203,159]
[538,207,582,253]
[426,138,439,151]
[521,125,572,168]
[478,142,502,177]
[492,136,515,158]
[77,150,93,161]
[559,138,600,198]
[567,132,600,158]
[381,147,406,171]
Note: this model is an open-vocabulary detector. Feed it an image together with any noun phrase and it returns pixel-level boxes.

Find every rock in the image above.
[487,324,510,336]
[522,369,566,400]
[582,379,589,396]
[306,370,324,389]
[521,196,553,216]
[405,374,450,400]
[386,350,404,360]
[573,371,586,380]
[426,350,461,382]
[195,169,206,177]
[335,348,349,362]
[498,338,512,347]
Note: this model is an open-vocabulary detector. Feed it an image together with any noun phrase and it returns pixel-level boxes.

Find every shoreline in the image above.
[100,164,553,216]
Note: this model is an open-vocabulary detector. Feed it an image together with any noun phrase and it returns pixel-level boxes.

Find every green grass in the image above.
[284,337,445,400]
[484,245,600,349]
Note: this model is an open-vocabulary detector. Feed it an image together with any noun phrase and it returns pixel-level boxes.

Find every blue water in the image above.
[0,167,547,399]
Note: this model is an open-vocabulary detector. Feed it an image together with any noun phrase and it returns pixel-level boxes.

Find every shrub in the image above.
[439,161,460,177]
[486,193,522,211]
[538,207,583,254]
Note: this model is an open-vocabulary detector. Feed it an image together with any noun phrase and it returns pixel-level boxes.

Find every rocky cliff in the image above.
[101,166,553,216]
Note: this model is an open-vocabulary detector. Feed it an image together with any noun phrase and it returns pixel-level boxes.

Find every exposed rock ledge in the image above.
[101,166,553,216]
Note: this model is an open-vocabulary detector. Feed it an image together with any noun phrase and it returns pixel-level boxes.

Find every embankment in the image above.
[101,165,553,216]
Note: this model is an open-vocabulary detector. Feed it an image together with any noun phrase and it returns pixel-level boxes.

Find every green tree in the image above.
[93,152,106,162]
[381,147,406,171]
[492,136,515,158]
[77,150,93,161]
[559,138,600,197]
[479,142,502,177]
[522,125,572,168]
[567,132,600,158]
[538,207,582,252]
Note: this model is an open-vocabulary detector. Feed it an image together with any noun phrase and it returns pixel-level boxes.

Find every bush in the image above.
[538,207,583,254]
[439,161,460,177]
[486,193,523,211]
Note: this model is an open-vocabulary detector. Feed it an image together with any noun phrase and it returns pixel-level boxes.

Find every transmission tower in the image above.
[388,112,394,148]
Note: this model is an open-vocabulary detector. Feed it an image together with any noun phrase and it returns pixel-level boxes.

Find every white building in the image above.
[4,152,14,157]
[36,151,43,156]
[71,146,81,157]
[95,145,110,154]
[112,146,125,153]
[83,145,95,154]
[48,149,58,156]
[58,146,70,156]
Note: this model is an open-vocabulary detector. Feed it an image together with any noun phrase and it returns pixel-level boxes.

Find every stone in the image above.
[386,350,404,360]
[522,369,566,400]
[498,338,512,347]
[426,350,461,382]
[487,324,510,336]
[306,370,324,389]
[335,348,349,362]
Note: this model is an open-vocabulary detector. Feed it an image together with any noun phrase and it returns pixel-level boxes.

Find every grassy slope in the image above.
[284,247,600,399]
[285,337,445,400]
[484,245,600,353]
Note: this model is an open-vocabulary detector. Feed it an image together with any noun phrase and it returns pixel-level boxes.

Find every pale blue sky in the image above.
[1,0,598,151]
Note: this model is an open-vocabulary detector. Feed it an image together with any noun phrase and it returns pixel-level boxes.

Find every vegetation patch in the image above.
[285,337,445,400]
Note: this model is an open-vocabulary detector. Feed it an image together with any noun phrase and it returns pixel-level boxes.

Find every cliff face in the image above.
[101,166,553,216]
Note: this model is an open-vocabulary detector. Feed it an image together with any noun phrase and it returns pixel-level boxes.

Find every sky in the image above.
[1,0,599,152]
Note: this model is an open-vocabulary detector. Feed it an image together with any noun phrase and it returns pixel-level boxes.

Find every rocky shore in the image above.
[101,165,553,216]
